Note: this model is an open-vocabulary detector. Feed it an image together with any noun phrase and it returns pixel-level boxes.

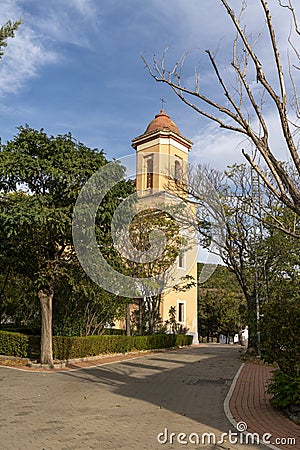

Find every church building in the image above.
[131,109,198,344]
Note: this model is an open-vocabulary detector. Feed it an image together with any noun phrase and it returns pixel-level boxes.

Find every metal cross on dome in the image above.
[160,98,166,110]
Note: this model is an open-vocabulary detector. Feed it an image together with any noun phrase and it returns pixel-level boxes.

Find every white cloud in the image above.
[151,0,300,50]
[190,123,248,170]
[0,0,102,96]
[1,0,21,22]
[0,0,60,96]
[0,27,58,96]
[189,109,296,171]
[33,0,101,48]
[73,0,98,20]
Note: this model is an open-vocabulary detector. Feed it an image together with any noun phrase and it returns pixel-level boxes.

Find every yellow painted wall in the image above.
[132,129,199,344]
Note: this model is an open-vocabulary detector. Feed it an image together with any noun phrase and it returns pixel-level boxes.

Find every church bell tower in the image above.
[132,109,192,195]
[131,109,199,344]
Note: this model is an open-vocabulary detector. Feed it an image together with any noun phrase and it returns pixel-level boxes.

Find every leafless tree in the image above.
[143,0,300,230]
[178,163,267,350]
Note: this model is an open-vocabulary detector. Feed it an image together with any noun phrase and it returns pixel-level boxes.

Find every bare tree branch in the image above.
[278,0,300,35]
[143,0,300,221]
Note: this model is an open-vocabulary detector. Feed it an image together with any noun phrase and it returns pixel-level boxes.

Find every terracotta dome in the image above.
[145,109,181,135]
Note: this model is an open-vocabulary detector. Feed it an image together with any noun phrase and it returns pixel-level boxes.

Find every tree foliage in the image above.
[262,277,300,410]
[0,19,22,60]
[197,264,246,342]
[0,126,133,363]
[260,221,300,380]
[121,207,195,335]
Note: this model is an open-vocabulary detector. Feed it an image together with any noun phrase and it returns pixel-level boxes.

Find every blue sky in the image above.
[1,0,299,169]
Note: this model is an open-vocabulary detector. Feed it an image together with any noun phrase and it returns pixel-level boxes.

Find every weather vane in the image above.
[160,98,166,110]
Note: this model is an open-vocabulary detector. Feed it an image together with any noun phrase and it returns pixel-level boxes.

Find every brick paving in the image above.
[0,345,267,450]
[229,362,300,450]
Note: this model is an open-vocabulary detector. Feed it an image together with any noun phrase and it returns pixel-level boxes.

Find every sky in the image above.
[1,0,300,171]
[1,0,300,267]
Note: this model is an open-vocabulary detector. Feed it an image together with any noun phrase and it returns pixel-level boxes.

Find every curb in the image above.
[0,344,200,372]
[223,362,244,428]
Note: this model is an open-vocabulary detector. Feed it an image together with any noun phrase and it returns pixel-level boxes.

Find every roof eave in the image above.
[131,129,193,150]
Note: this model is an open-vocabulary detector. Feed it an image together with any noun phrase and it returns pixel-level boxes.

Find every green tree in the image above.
[122,208,195,335]
[262,279,300,377]
[0,19,22,60]
[198,264,246,342]
[164,306,189,335]
[262,279,300,409]
[52,269,127,337]
[260,215,300,372]
[0,126,132,364]
[0,270,37,327]
[255,208,300,409]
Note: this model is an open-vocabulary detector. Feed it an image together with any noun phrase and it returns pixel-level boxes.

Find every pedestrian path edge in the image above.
[223,362,280,450]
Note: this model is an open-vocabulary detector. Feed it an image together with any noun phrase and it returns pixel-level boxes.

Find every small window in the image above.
[146,157,153,189]
[178,250,185,269]
[178,302,185,323]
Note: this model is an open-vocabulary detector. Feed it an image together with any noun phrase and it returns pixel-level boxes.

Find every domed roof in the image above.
[132,109,192,150]
[145,109,181,135]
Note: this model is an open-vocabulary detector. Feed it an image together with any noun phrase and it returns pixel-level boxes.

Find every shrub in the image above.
[0,330,192,361]
[175,334,193,347]
[267,370,300,409]
[261,282,300,410]
[0,330,29,357]
[261,292,300,377]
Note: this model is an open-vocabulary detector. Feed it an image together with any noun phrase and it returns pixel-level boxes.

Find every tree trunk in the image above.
[149,313,155,335]
[148,295,161,335]
[245,294,258,353]
[138,298,143,335]
[38,283,54,366]
[126,303,131,336]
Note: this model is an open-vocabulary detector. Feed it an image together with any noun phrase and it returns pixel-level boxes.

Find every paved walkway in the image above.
[1,345,267,450]
[229,362,300,450]
[0,345,298,450]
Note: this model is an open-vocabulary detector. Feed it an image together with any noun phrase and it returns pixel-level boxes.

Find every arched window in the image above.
[174,160,182,181]
[146,157,153,189]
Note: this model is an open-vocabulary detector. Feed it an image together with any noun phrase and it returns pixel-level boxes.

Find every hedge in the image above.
[0,330,193,361]
[0,330,40,358]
